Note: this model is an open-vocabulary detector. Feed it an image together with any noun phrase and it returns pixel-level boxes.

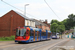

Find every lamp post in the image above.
[24,4,29,16]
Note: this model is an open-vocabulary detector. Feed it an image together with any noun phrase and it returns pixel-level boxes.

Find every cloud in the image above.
[61,6,75,14]
[1,0,75,22]
[15,3,47,9]
[14,3,49,19]
[55,10,61,13]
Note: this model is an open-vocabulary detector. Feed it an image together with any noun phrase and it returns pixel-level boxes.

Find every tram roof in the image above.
[48,31,51,33]
[30,27,40,31]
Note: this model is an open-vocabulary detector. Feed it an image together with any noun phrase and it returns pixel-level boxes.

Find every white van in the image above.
[56,33,60,39]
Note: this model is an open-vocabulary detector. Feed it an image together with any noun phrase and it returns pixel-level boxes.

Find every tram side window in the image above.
[48,33,50,38]
[38,31,40,37]
[41,32,46,36]
[30,30,34,36]
[35,31,37,36]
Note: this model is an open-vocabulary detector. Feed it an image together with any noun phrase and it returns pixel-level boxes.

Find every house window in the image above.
[30,30,34,36]
[27,21,29,26]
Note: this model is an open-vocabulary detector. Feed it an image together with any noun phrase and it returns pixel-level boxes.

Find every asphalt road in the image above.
[50,39,75,50]
[0,35,73,50]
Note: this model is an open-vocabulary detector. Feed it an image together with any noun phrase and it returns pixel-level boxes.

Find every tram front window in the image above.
[16,29,26,36]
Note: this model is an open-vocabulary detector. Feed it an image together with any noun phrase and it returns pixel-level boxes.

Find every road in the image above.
[0,35,74,50]
[50,39,75,50]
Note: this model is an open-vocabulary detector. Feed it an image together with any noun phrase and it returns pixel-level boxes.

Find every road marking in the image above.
[32,39,70,50]
[0,44,22,49]
[21,48,26,50]
[50,39,70,50]
[21,45,37,50]
[70,48,74,50]
[21,39,57,50]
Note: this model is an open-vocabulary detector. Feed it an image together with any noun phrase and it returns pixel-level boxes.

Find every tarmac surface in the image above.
[0,35,74,50]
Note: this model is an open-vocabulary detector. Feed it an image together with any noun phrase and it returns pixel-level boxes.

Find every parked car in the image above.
[51,33,60,39]
[51,35,57,39]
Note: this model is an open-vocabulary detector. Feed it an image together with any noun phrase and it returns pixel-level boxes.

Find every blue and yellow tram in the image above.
[15,26,51,43]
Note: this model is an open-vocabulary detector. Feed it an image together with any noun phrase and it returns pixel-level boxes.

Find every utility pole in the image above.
[74,27,75,35]
[56,28,57,33]
[24,4,29,16]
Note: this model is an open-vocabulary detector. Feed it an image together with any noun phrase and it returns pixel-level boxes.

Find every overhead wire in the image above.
[44,0,61,20]
[1,0,39,19]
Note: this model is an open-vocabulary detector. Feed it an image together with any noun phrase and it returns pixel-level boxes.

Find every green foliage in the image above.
[0,36,15,41]
[51,19,65,33]
[58,25,65,32]
[51,23,58,32]
[65,33,69,35]
[62,14,75,30]
[51,20,59,24]
[50,14,75,32]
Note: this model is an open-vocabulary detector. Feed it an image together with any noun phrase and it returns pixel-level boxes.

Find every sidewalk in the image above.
[0,41,14,43]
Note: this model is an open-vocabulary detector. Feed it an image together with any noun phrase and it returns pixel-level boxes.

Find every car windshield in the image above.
[16,28,26,36]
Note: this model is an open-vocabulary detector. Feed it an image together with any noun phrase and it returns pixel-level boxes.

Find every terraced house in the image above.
[0,10,50,37]
[0,10,35,37]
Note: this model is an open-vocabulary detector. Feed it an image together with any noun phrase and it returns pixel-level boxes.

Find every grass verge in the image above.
[0,36,15,41]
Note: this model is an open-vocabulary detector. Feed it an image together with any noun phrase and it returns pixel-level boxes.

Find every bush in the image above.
[0,36,15,41]
[65,33,69,35]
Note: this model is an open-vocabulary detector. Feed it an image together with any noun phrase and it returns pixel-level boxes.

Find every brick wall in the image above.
[35,25,50,31]
[0,10,25,37]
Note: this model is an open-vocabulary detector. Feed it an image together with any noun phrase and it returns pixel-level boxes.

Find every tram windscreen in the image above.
[16,29,26,36]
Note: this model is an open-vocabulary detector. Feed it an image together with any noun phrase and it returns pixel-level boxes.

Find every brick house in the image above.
[31,19,50,31]
[0,10,35,37]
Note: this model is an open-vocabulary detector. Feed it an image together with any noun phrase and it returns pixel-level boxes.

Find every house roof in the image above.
[13,10,33,21]
[12,10,49,27]
[30,19,49,26]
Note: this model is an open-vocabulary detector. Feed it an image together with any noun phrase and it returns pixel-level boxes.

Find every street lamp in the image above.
[24,4,29,16]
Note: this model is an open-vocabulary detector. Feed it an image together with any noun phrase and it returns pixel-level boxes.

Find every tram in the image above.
[15,26,51,43]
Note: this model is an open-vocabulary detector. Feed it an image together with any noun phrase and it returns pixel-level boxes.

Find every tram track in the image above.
[31,39,70,50]
[0,40,52,49]
[0,38,68,50]
[21,39,63,50]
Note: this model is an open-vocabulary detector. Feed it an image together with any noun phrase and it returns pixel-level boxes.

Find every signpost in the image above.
[73,27,75,38]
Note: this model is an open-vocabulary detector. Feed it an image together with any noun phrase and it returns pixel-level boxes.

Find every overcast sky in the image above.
[0,0,75,23]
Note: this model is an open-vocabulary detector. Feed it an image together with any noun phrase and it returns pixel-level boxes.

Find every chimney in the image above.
[45,19,47,24]
[40,24,42,29]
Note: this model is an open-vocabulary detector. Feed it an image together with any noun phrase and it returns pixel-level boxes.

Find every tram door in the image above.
[33,31,39,41]
[33,30,35,41]
[35,31,38,41]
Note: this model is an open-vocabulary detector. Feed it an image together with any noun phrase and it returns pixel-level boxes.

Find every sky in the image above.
[0,0,75,23]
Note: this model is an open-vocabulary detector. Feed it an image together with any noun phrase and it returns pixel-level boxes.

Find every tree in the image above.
[51,23,58,32]
[62,19,68,30]
[50,19,65,33]
[62,14,75,30]
[51,20,59,24]
[58,25,65,32]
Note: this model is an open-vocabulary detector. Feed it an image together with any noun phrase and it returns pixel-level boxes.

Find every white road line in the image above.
[21,48,26,50]
[32,39,70,50]
[49,39,70,50]
[21,45,37,50]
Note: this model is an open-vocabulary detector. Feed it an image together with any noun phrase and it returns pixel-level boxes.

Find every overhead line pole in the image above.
[1,0,39,19]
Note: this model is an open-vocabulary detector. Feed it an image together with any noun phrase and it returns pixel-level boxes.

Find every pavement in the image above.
[50,39,75,50]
